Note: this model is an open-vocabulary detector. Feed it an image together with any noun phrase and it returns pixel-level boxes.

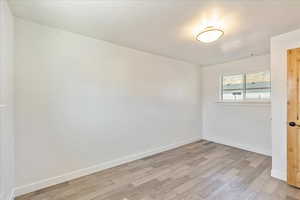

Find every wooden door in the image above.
[287,48,300,187]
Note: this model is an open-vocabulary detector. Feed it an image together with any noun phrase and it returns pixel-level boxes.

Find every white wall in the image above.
[271,28,300,181]
[201,55,271,156]
[14,19,202,195]
[0,0,14,200]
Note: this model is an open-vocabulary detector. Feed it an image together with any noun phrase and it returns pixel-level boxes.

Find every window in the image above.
[221,71,271,101]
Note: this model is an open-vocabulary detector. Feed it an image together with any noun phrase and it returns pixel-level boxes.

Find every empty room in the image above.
[2,0,300,199]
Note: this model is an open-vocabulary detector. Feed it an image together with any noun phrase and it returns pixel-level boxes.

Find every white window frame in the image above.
[218,70,271,104]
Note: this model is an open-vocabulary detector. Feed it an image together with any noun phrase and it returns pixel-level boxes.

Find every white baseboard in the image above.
[203,136,271,156]
[14,136,202,197]
[271,169,287,181]
[0,189,15,200]
[8,189,14,200]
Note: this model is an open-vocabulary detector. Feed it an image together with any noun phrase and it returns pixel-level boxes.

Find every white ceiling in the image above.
[8,0,300,66]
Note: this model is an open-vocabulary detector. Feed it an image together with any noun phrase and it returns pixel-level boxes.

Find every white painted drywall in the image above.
[14,19,202,195]
[270,28,300,181]
[201,55,271,156]
[0,0,15,200]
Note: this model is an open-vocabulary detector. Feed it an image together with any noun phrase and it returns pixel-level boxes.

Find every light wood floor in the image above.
[16,140,300,200]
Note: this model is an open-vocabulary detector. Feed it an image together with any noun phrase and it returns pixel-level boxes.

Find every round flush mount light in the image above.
[196,26,224,43]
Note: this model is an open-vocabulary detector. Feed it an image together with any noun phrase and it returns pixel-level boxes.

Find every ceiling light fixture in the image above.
[196,26,224,43]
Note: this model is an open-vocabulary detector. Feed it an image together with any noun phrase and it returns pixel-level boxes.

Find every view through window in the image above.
[221,71,271,101]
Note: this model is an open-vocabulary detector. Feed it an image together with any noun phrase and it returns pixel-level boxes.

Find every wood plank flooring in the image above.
[16,140,300,200]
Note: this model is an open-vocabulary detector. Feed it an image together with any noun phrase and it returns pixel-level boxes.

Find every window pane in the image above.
[223,90,244,100]
[222,74,244,100]
[245,71,271,100]
[245,88,270,99]
[246,71,270,89]
[223,74,244,90]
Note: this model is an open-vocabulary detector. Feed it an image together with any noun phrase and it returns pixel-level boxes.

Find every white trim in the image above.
[0,189,15,200]
[204,136,271,156]
[271,169,287,181]
[216,100,271,105]
[8,189,15,200]
[14,136,202,197]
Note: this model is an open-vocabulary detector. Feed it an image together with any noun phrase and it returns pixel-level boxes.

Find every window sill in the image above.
[216,101,271,105]
[0,105,7,109]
